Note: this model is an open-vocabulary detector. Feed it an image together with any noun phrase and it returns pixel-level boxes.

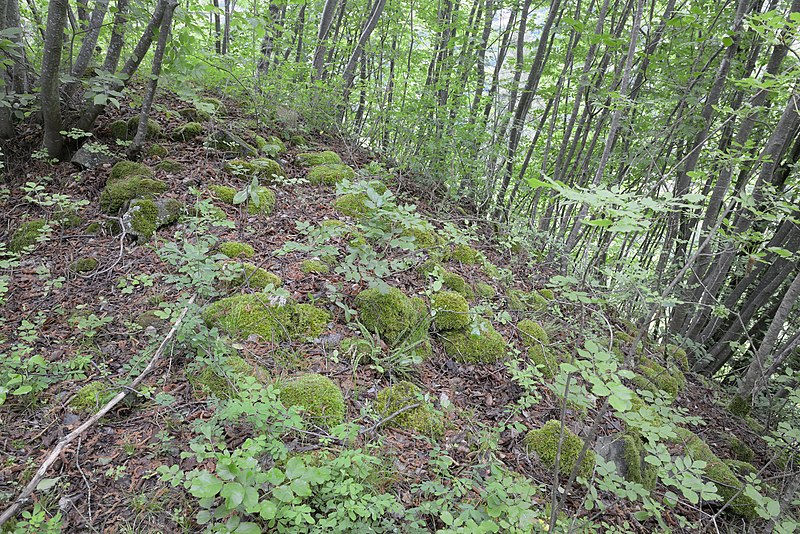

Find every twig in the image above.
[0,295,196,528]
[360,402,420,434]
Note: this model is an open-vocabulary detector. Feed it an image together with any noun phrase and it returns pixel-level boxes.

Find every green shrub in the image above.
[441,319,506,363]
[278,373,345,427]
[374,381,443,437]
[431,291,470,331]
[524,420,595,478]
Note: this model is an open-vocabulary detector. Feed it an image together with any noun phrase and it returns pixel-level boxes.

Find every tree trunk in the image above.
[312,0,337,80]
[40,0,69,159]
[71,0,109,80]
[341,0,387,97]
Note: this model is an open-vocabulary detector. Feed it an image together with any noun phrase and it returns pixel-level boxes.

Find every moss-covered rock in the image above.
[530,345,561,378]
[441,319,506,363]
[475,282,496,299]
[375,381,443,437]
[222,261,281,290]
[70,257,98,273]
[725,459,757,477]
[508,289,548,313]
[451,243,483,264]
[665,343,689,371]
[632,358,686,399]
[100,177,167,214]
[155,159,183,173]
[111,117,161,140]
[121,198,182,240]
[334,193,369,218]
[218,241,255,259]
[671,428,757,519]
[403,226,440,251]
[518,319,549,348]
[172,121,203,141]
[301,259,330,274]
[726,434,754,463]
[223,158,284,182]
[622,433,657,490]
[524,420,595,478]
[85,222,102,234]
[307,163,356,185]
[297,150,342,167]
[206,130,258,157]
[441,271,473,299]
[203,294,330,342]
[178,107,211,122]
[70,381,114,413]
[431,291,470,331]
[209,184,276,215]
[254,135,285,157]
[188,356,267,399]
[109,160,154,183]
[279,373,345,427]
[355,287,418,346]
[8,220,47,253]
[727,395,752,418]
[146,143,168,157]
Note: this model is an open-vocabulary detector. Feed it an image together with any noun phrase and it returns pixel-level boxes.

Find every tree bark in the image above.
[312,0,337,80]
[40,0,69,159]
[341,0,387,97]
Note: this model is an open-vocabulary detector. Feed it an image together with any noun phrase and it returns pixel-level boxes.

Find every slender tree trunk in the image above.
[341,0,387,97]
[40,0,69,159]
[213,0,221,54]
[312,0,337,80]
[71,0,109,80]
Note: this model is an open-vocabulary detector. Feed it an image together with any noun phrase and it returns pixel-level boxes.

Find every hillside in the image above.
[0,95,788,533]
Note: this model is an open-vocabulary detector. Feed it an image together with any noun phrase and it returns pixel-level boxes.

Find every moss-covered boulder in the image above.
[508,289,548,313]
[431,291,470,331]
[530,346,561,378]
[297,150,342,167]
[632,358,686,399]
[70,381,114,413]
[441,271,473,299]
[665,343,689,371]
[209,184,276,215]
[146,143,168,157]
[301,259,330,274]
[109,160,154,182]
[203,294,330,342]
[307,163,356,185]
[206,130,258,157]
[375,381,443,437]
[354,286,419,346]
[178,107,211,122]
[155,159,183,173]
[69,257,98,273]
[475,282,496,299]
[254,135,285,157]
[100,177,167,214]
[110,117,161,141]
[221,262,281,290]
[188,356,267,399]
[451,243,483,264]
[121,198,182,240]
[518,319,549,348]
[8,220,47,253]
[223,158,284,182]
[441,318,506,363]
[172,122,203,141]
[525,420,595,478]
[726,434,755,463]
[218,241,255,259]
[671,428,757,519]
[279,373,345,427]
[333,193,369,218]
[621,433,657,489]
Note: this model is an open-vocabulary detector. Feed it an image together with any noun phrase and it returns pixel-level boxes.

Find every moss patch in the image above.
[530,346,561,378]
[334,193,369,218]
[222,262,282,290]
[442,271,473,299]
[219,241,255,259]
[100,177,167,214]
[178,107,211,122]
[475,282,496,298]
[353,286,430,360]
[726,434,754,463]
[155,159,183,173]
[665,344,689,371]
[301,259,330,274]
[307,163,356,185]
[508,289,548,313]
[632,358,686,399]
[518,319,549,348]
[622,433,657,490]
[146,143,168,157]
[441,319,506,363]
[8,220,47,253]
[223,158,284,182]
[254,135,285,157]
[70,257,98,273]
[70,382,114,413]
[172,121,203,141]
[297,150,342,167]
[451,243,483,264]
[524,420,595,478]
[111,117,161,140]
[279,373,345,427]
[109,161,154,182]
[431,291,470,331]
[203,294,330,342]
[188,356,266,399]
[375,381,443,437]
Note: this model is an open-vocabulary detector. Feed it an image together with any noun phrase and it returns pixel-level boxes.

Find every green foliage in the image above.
[374,381,443,437]
[99,177,167,214]
[8,220,47,253]
[524,420,595,478]
[296,150,342,167]
[203,294,330,342]
[307,163,356,185]
[109,160,154,182]
[441,318,506,363]
[431,290,470,331]
[210,184,276,215]
[278,373,345,427]
[219,241,255,259]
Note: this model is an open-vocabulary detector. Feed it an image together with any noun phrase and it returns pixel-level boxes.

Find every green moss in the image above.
[209,184,276,215]
[203,294,330,342]
[354,287,418,346]
[223,158,284,182]
[110,120,129,140]
[297,150,342,167]
[340,337,376,362]
[172,121,203,141]
[403,226,440,250]
[442,271,473,299]
[334,193,369,218]
[188,356,266,399]
[85,222,102,234]
[113,117,161,140]
[508,289,548,313]
[530,345,560,378]
[632,358,686,399]
[219,241,255,259]
[727,395,751,418]
[431,291,470,331]
[672,428,757,519]
[100,177,167,214]
[254,135,285,157]
[725,459,757,477]
[8,220,46,253]
[279,373,345,427]
[441,319,506,363]
[178,107,211,122]
[222,262,282,290]
[375,381,443,437]
[109,160,154,182]
[209,184,236,204]
[70,382,114,413]
[127,198,160,238]
[154,159,183,173]
[665,344,689,371]
[726,434,754,463]
[69,257,98,273]
[539,288,555,300]
[524,420,595,478]
[301,259,330,274]
[622,433,657,490]
[146,143,168,157]
[307,163,355,185]
[451,243,483,264]
[517,319,549,347]
[475,282,496,298]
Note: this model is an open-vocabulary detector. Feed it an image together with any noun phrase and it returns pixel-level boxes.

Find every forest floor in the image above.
[0,93,776,532]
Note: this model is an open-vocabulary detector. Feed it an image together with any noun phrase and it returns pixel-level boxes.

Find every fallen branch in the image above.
[0,295,196,528]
